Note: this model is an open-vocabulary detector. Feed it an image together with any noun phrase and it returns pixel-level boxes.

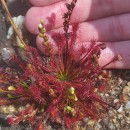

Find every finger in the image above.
[36,13,130,43]
[29,0,64,6]
[99,41,130,69]
[73,14,130,42]
[36,38,130,69]
[25,0,130,34]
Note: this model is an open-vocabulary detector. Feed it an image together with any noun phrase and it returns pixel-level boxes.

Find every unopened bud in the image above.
[40,19,44,25]
[8,86,16,91]
[27,64,32,69]
[40,28,46,34]
[44,35,49,42]
[19,44,26,49]
[74,96,78,101]
[7,94,14,98]
[39,33,44,38]
[65,106,72,111]
[38,23,43,29]
[42,42,48,47]
[69,87,75,94]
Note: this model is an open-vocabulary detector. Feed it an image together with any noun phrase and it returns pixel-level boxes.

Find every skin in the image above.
[25,0,130,68]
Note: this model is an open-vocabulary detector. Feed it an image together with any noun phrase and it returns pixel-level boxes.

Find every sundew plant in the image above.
[0,0,119,129]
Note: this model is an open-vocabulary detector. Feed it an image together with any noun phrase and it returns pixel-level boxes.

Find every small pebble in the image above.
[113,99,119,103]
[126,117,130,124]
[87,120,95,125]
[109,122,116,130]
[117,114,123,119]
[96,123,102,129]
[123,86,130,95]
[120,94,129,103]
[117,105,123,113]
[105,93,109,97]
[118,78,123,85]
[1,48,12,61]
[125,101,130,110]
[127,81,130,86]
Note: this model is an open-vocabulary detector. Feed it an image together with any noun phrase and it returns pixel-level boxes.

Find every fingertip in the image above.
[25,6,54,34]
[99,41,130,69]
[25,7,40,34]
[25,4,63,35]
[99,44,116,68]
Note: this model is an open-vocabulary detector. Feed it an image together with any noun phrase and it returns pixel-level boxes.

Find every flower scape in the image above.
[0,0,119,129]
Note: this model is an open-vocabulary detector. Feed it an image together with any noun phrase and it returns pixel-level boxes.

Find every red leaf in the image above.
[99,85,105,92]
[35,121,44,130]
[0,98,10,105]
[0,88,8,93]
[7,115,23,125]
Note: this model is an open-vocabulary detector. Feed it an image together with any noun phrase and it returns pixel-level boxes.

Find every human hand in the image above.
[25,0,130,69]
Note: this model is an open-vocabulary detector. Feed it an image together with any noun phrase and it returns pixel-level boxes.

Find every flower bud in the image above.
[7,94,14,98]
[19,44,26,49]
[65,106,72,112]
[69,87,75,94]
[8,86,16,91]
